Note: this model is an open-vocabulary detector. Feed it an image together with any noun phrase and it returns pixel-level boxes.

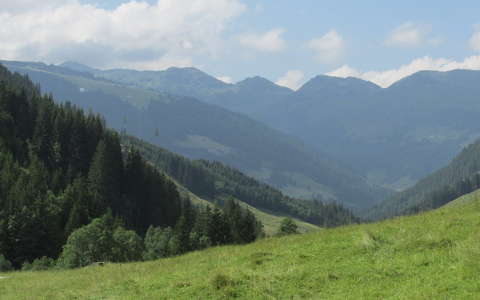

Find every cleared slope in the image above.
[3,189,480,299]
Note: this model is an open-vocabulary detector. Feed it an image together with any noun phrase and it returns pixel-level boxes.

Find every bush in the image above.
[277,218,299,236]
[0,254,12,272]
[35,256,55,270]
[21,261,32,271]
[112,227,144,262]
[143,226,175,260]
[59,214,143,268]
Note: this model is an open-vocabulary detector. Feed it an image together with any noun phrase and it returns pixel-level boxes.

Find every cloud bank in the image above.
[327,55,480,87]
[0,0,246,70]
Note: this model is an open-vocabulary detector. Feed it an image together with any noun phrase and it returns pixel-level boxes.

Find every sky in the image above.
[1,0,480,89]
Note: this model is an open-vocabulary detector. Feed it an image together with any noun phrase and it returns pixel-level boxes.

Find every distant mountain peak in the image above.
[165,66,205,74]
[296,74,381,96]
[237,76,293,91]
[389,69,480,90]
[60,61,98,73]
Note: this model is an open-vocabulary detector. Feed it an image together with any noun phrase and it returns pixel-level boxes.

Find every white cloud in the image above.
[0,0,74,13]
[276,70,305,90]
[385,22,439,48]
[238,29,286,52]
[216,76,233,83]
[0,0,246,70]
[307,30,345,64]
[469,25,480,52]
[327,56,480,88]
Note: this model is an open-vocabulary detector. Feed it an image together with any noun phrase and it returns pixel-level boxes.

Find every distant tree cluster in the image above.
[0,65,262,270]
[124,135,358,227]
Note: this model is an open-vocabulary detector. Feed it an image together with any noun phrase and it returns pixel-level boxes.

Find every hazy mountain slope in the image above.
[64,63,294,117]
[5,188,480,299]
[367,137,480,219]
[3,61,389,209]
[259,70,480,190]
[84,63,480,192]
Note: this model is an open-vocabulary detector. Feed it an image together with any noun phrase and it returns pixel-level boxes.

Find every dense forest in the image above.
[0,65,262,269]
[123,135,357,227]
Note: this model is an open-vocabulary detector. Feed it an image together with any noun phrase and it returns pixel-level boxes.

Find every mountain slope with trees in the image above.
[0,65,264,269]
[254,70,480,190]
[367,137,480,219]
[87,64,480,192]
[123,135,357,227]
[1,60,389,210]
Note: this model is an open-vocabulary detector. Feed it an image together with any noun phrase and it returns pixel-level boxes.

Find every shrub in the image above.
[277,218,299,236]
[59,214,143,268]
[143,226,174,260]
[30,257,55,271]
[0,254,12,272]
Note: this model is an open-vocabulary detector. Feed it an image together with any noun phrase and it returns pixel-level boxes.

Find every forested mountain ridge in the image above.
[2,60,390,210]
[367,137,480,219]
[122,135,357,227]
[0,65,181,267]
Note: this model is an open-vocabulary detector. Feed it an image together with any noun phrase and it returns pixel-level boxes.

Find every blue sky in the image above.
[2,0,480,88]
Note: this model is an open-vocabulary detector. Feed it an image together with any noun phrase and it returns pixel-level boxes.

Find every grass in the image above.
[2,191,480,299]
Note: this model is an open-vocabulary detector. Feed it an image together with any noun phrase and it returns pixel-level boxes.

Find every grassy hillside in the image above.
[3,190,480,299]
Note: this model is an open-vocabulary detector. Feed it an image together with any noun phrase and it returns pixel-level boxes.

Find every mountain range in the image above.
[2,60,388,210]
[79,63,480,192]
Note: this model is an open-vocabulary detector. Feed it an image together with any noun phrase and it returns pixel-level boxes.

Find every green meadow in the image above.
[2,190,480,299]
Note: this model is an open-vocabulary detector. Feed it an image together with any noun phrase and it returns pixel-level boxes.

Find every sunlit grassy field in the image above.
[2,191,480,299]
